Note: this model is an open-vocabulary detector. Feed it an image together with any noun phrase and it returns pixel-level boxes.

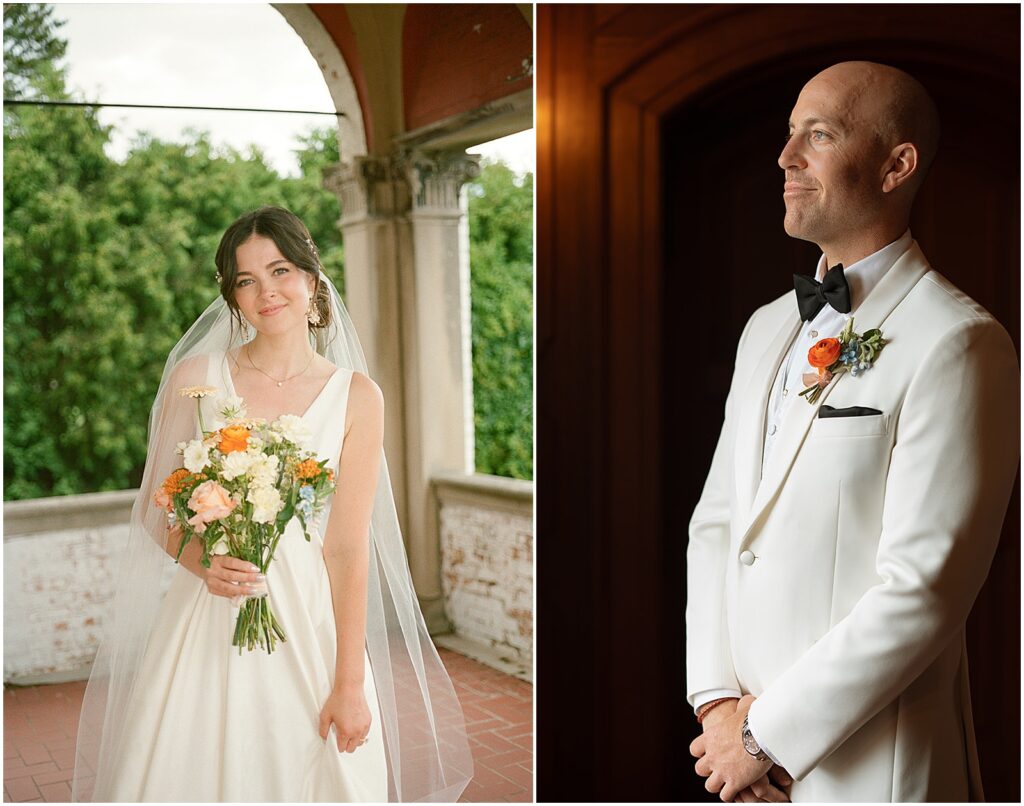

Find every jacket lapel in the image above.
[737,241,931,547]
[733,309,801,522]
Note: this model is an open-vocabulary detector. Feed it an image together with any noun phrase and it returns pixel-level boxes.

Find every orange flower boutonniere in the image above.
[808,337,841,368]
[800,317,888,404]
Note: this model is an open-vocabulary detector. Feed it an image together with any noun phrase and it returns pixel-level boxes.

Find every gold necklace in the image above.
[245,344,315,388]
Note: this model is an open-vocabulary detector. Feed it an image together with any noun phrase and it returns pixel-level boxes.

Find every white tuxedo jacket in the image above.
[686,242,1020,802]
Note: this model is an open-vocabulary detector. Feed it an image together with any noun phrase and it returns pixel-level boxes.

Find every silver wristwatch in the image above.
[741,715,769,761]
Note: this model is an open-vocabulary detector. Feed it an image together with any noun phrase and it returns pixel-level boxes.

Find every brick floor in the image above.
[3,648,533,802]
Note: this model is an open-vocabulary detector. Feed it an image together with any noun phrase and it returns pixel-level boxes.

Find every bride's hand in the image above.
[318,683,372,753]
[204,554,265,600]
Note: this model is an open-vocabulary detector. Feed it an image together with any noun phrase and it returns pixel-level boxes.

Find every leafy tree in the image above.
[3,3,67,100]
[4,6,123,498]
[281,127,345,295]
[468,160,533,480]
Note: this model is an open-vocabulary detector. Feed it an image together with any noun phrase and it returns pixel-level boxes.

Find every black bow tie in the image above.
[793,264,851,322]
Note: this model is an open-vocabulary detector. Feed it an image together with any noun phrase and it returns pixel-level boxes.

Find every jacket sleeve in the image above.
[748,316,1020,779]
[686,310,759,706]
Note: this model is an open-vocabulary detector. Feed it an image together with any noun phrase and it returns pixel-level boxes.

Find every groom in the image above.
[686,61,1020,801]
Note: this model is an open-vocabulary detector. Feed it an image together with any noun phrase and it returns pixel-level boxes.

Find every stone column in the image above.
[325,151,479,633]
[401,150,480,630]
[324,156,412,544]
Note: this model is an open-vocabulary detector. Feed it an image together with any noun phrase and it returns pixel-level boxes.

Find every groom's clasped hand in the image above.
[690,696,792,803]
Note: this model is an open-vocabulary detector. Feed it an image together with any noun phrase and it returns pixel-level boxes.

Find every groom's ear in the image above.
[881,142,919,193]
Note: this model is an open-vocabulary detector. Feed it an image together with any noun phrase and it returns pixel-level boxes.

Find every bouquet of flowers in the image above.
[154,385,336,654]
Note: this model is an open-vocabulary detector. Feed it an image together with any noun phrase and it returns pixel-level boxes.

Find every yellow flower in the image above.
[179,385,220,399]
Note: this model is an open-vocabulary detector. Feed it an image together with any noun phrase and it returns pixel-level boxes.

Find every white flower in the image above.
[247,435,265,452]
[221,450,255,481]
[214,393,247,422]
[272,414,312,448]
[247,485,283,524]
[175,440,188,456]
[248,454,280,489]
[183,440,210,473]
[211,538,230,556]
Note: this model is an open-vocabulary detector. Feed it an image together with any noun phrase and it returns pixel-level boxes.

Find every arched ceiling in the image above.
[304,3,532,155]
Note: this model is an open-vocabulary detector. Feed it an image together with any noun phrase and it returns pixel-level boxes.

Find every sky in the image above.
[50,3,535,178]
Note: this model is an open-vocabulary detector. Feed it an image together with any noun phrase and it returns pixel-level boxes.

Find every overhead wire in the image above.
[3,98,344,117]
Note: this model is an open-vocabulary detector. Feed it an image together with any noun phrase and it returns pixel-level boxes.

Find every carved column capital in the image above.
[405,150,481,213]
[324,155,410,224]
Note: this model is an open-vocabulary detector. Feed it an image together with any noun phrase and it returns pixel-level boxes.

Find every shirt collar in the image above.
[814,229,913,310]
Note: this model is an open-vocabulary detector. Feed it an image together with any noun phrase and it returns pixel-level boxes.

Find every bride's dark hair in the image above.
[214,205,332,338]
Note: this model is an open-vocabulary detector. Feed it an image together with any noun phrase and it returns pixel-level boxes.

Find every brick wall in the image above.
[435,473,533,667]
[3,490,175,684]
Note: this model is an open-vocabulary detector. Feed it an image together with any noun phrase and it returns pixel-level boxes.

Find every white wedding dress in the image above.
[94,352,388,802]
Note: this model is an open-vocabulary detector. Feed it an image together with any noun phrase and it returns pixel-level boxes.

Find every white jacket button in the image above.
[739,550,755,566]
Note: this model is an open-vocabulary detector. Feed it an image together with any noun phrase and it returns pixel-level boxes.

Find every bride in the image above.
[71,206,473,802]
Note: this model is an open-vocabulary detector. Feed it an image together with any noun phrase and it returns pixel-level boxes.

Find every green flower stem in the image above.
[229,587,286,655]
[271,609,287,642]
[195,398,207,435]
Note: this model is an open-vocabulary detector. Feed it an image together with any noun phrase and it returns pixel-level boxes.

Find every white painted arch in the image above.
[272,3,368,161]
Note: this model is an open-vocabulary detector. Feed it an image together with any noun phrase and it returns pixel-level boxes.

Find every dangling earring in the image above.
[306,297,321,326]
[240,317,250,339]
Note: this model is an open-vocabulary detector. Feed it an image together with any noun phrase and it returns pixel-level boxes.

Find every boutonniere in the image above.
[800,318,888,404]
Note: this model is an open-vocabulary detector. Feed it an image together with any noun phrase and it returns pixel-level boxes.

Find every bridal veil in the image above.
[71,228,473,802]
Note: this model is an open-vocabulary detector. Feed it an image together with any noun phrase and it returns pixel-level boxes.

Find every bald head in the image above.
[810,61,941,188]
[779,61,941,262]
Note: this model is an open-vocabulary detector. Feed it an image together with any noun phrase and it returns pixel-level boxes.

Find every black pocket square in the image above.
[818,404,883,418]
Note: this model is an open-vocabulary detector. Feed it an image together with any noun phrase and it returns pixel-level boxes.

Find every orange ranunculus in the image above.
[218,424,251,454]
[807,337,842,369]
[186,480,237,534]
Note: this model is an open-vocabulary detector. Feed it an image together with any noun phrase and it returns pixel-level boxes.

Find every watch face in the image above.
[742,720,762,757]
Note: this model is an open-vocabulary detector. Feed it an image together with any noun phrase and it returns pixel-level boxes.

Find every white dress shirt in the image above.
[692,230,913,767]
